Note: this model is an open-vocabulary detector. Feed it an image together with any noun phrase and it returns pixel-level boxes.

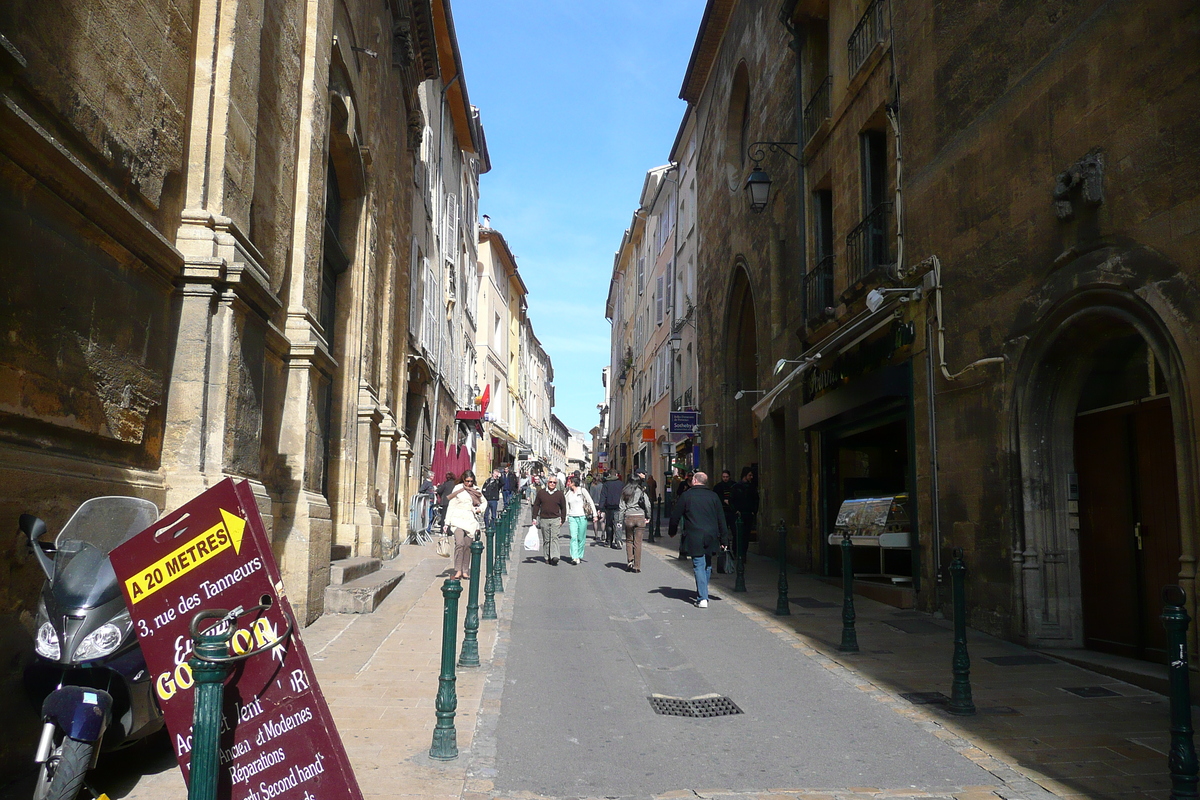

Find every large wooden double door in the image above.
[1075,397,1181,662]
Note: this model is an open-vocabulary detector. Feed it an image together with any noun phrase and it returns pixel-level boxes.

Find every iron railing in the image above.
[848,0,889,77]
[803,255,836,325]
[803,76,832,145]
[684,387,694,408]
[845,202,892,286]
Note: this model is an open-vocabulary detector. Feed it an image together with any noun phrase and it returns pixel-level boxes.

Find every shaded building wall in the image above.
[690,0,806,548]
[894,0,1200,639]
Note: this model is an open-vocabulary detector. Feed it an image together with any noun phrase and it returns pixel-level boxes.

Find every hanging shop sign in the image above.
[668,411,699,435]
[110,479,363,800]
[641,427,656,442]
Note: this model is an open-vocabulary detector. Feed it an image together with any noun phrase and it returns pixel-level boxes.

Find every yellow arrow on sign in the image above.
[125,509,246,604]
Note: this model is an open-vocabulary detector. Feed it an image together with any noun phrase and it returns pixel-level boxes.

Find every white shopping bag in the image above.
[523,524,540,551]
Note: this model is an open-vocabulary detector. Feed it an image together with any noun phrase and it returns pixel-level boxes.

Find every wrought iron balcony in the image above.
[848,0,889,77]
[803,255,835,325]
[803,76,832,145]
[845,202,892,286]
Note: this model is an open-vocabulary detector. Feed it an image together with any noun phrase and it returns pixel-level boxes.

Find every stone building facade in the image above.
[0,0,487,774]
[613,0,1200,670]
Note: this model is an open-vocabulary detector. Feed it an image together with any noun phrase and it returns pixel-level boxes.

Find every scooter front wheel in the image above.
[33,736,93,800]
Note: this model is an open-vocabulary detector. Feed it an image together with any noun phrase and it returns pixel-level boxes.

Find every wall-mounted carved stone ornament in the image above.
[1053,151,1104,220]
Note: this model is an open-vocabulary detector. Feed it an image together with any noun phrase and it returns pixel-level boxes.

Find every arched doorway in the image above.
[726,266,759,478]
[1074,330,1180,661]
[1015,294,1187,662]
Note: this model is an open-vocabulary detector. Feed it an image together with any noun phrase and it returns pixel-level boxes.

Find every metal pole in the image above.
[187,614,233,800]
[1163,585,1199,800]
[458,536,483,668]
[948,548,975,715]
[734,512,747,592]
[482,522,497,621]
[775,519,790,616]
[838,532,859,653]
[429,578,462,760]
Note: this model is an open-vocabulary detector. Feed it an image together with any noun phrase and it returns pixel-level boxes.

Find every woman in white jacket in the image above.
[563,475,599,565]
[444,470,484,579]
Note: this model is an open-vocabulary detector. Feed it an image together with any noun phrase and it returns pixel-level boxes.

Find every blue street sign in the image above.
[669,411,699,435]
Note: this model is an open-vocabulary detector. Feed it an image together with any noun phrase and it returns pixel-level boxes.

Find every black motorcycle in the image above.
[22,496,165,800]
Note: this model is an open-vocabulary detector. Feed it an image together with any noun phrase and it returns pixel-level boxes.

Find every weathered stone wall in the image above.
[691,0,805,534]
[896,0,1200,636]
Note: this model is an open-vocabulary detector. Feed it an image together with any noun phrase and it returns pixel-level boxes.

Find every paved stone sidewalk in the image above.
[637,535,1173,800]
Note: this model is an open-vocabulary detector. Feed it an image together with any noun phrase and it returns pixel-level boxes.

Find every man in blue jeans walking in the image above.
[481,469,503,528]
[668,471,730,608]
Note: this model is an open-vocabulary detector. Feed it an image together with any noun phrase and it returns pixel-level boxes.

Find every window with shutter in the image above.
[409,239,421,338]
[637,257,645,295]
[665,268,673,319]
[656,275,664,324]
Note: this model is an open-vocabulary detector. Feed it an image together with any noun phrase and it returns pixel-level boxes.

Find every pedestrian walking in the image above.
[481,469,502,528]
[563,475,598,565]
[444,470,484,580]
[729,466,759,560]
[619,469,652,572]
[644,471,658,532]
[668,471,730,608]
[600,471,625,549]
[435,471,457,533]
[588,474,606,542]
[712,468,737,533]
[531,475,567,565]
[501,463,518,508]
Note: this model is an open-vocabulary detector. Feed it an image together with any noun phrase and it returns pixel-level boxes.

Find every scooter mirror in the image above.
[20,514,54,580]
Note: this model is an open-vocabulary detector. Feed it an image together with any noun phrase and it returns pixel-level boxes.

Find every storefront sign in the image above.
[641,427,656,442]
[110,479,363,800]
[669,411,698,435]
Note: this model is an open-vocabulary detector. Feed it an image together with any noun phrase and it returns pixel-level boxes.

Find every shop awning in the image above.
[753,297,906,421]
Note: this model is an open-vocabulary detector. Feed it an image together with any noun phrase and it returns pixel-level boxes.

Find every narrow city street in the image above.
[490,530,995,797]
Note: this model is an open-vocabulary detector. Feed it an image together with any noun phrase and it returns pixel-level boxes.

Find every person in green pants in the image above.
[563,475,599,564]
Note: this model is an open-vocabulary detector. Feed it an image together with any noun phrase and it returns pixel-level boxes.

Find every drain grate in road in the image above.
[985,655,1056,667]
[648,694,743,718]
[1062,685,1120,698]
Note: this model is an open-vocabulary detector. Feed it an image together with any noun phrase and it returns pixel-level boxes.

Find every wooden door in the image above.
[1075,397,1181,661]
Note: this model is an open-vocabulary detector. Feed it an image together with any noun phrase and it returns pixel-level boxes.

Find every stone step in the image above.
[330,543,352,561]
[323,569,404,614]
[329,556,381,586]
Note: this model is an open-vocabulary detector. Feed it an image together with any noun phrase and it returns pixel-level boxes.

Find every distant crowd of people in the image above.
[417,460,760,608]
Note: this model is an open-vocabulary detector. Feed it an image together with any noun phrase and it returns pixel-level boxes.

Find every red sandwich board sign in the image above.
[110,478,364,800]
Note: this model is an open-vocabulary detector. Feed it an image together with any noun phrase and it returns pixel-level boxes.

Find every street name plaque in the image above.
[110,478,363,800]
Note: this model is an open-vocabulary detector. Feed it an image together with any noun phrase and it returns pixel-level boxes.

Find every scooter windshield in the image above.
[53,497,160,609]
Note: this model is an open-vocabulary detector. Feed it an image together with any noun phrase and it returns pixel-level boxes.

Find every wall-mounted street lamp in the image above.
[865,286,923,313]
[733,389,766,401]
[745,141,799,213]
[774,357,806,376]
[668,331,682,353]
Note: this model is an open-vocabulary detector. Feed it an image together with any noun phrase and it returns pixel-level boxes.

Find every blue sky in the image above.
[453,0,705,434]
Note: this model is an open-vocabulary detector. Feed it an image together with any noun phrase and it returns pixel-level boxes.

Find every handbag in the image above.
[435,534,453,558]
[717,550,735,574]
[523,525,540,551]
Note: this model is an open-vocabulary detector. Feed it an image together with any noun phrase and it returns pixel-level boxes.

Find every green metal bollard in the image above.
[499,505,510,577]
[482,523,497,621]
[187,611,234,800]
[948,548,976,715]
[458,534,484,668]
[838,532,859,653]
[1163,585,1199,799]
[734,513,747,592]
[430,579,462,760]
[775,520,790,616]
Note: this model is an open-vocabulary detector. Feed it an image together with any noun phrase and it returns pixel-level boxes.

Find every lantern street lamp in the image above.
[744,141,800,214]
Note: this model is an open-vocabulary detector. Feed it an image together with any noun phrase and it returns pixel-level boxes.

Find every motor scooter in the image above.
[21,496,165,800]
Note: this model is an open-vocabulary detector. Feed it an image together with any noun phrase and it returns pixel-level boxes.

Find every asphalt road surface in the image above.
[489,531,999,798]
